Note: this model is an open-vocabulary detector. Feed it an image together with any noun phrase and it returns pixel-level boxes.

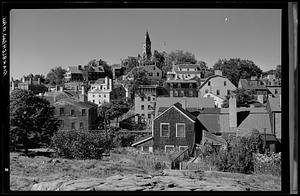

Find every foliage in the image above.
[51,130,107,159]
[46,66,67,85]
[112,133,137,147]
[222,88,256,108]
[84,59,113,80]
[253,152,281,176]
[213,58,263,86]
[199,132,265,174]
[21,74,46,83]
[10,89,59,154]
[122,57,140,74]
[98,99,131,127]
[275,65,281,79]
[152,50,165,70]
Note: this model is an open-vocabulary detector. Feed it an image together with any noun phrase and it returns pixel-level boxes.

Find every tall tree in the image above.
[122,57,140,74]
[10,89,59,155]
[275,65,281,79]
[152,50,165,70]
[213,58,263,86]
[222,88,256,108]
[46,66,66,85]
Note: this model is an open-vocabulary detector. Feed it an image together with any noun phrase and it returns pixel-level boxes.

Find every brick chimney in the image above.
[60,86,64,92]
[29,77,32,84]
[38,78,41,85]
[214,70,222,76]
[229,94,237,132]
[79,86,87,102]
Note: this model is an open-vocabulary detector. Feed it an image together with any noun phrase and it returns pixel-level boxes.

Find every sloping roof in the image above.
[166,79,197,83]
[154,103,197,123]
[202,130,227,145]
[197,113,221,133]
[54,99,97,109]
[155,97,215,116]
[177,64,202,69]
[92,66,105,72]
[94,78,106,84]
[68,66,82,74]
[199,75,229,89]
[237,112,272,134]
[268,97,281,112]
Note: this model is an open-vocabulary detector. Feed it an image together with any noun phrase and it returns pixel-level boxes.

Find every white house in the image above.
[87,77,112,106]
[203,92,225,108]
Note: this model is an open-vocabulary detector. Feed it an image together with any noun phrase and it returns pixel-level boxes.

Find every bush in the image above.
[112,133,136,147]
[51,130,107,159]
[198,132,265,174]
[253,152,281,176]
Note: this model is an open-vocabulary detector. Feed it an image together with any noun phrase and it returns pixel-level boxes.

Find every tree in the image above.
[87,59,113,79]
[152,50,165,70]
[160,50,198,77]
[213,58,263,86]
[122,57,140,74]
[275,65,281,79]
[10,89,59,155]
[222,88,256,108]
[46,66,66,85]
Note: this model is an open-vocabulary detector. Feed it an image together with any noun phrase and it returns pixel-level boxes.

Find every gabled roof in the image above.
[154,102,196,123]
[202,130,227,145]
[199,75,231,89]
[94,78,106,84]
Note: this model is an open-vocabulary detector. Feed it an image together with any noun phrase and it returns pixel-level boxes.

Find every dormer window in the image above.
[208,81,211,86]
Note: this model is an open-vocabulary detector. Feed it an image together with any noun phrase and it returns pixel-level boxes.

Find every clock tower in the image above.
[142,31,152,61]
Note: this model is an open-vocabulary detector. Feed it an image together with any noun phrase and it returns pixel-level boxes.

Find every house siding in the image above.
[153,107,196,153]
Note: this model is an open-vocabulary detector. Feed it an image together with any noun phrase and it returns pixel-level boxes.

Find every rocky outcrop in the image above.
[31,170,246,191]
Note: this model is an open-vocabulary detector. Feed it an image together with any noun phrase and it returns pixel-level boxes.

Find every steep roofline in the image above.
[153,104,196,123]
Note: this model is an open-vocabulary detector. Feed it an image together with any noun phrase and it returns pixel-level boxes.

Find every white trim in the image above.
[176,123,186,137]
[165,145,175,152]
[131,136,153,147]
[160,123,170,137]
[179,146,188,151]
[153,105,195,123]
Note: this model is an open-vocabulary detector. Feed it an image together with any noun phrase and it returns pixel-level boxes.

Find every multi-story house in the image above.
[238,76,271,104]
[64,64,106,82]
[134,85,167,127]
[42,86,98,131]
[199,70,236,100]
[164,79,199,97]
[16,77,48,95]
[143,64,162,81]
[167,63,206,80]
[262,74,281,98]
[64,65,84,82]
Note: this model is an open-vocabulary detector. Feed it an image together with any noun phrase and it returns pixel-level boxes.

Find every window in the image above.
[181,90,185,97]
[93,94,95,98]
[82,109,86,116]
[148,96,151,101]
[70,109,75,116]
[93,100,95,103]
[216,90,220,95]
[189,90,193,97]
[224,81,227,86]
[176,123,185,137]
[148,114,151,119]
[205,89,208,94]
[148,105,151,110]
[179,146,188,151]
[165,145,174,152]
[153,97,155,101]
[174,90,178,97]
[208,81,211,86]
[71,122,75,129]
[59,108,64,116]
[59,120,64,128]
[141,105,144,110]
[227,90,230,95]
[141,97,144,101]
[275,89,278,94]
[157,72,159,77]
[104,95,106,98]
[189,83,193,88]
[160,123,170,137]
[80,122,84,129]
[153,67,155,70]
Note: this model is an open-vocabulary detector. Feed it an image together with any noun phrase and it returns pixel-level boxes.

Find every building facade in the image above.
[167,63,206,80]
[199,70,236,100]
[165,79,199,97]
[87,77,112,106]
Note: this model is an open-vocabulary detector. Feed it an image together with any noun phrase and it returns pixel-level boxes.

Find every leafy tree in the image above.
[98,99,131,127]
[152,50,165,70]
[86,59,113,79]
[10,89,59,155]
[275,65,281,79]
[222,88,255,108]
[213,58,263,86]
[46,66,67,85]
[122,57,140,74]
[162,50,198,75]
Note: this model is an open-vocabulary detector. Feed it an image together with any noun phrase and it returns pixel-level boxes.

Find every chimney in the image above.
[257,94,264,104]
[229,94,237,132]
[22,76,25,83]
[38,78,41,85]
[214,70,222,76]
[60,86,64,92]
[29,77,32,84]
[109,78,113,90]
[180,99,187,110]
[78,65,82,70]
[81,86,85,95]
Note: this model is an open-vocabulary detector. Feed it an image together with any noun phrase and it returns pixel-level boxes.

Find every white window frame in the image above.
[179,146,188,151]
[165,145,175,152]
[160,123,170,137]
[176,123,186,137]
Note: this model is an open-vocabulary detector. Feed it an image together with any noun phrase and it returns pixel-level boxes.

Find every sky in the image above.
[10,9,281,80]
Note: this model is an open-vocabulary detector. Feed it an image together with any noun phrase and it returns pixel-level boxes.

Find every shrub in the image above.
[253,152,281,176]
[112,133,136,147]
[51,130,107,159]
